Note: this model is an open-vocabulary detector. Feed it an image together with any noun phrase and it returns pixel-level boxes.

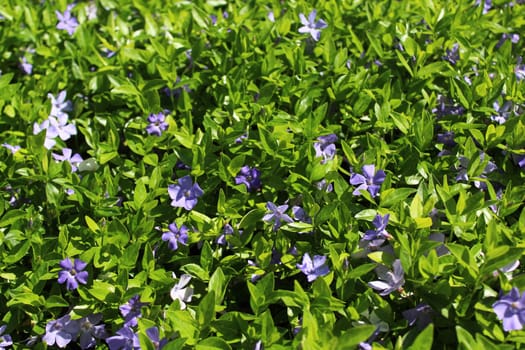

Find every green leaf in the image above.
[195,337,232,350]
[208,267,228,305]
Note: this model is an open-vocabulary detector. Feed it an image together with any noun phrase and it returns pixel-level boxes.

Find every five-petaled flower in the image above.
[42,315,79,348]
[146,112,169,136]
[170,273,194,309]
[0,325,12,350]
[296,253,330,282]
[168,175,203,210]
[56,4,79,36]
[298,10,327,41]
[263,202,293,231]
[350,165,386,198]
[77,314,107,349]
[493,287,525,331]
[58,258,88,290]
[314,134,337,162]
[106,326,140,350]
[235,165,262,192]
[368,259,405,296]
[120,295,149,327]
[162,223,189,251]
[362,214,392,248]
[52,148,83,172]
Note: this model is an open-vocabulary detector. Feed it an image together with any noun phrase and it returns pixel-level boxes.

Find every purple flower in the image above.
[491,100,514,124]
[350,165,386,198]
[0,325,12,350]
[42,315,80,348]
[368,259,405,296]
[403,304,433,329]
[268,11,275,22]
[2,143,21,154]
[58,258,88,290]
[493,287,525,331]
[443,43,460,65]
[146,327,167,350]
[456,153,497,190]
[496,33,520,49]
[170,273,194,309]
[235,166,261,192]
[292,206,311,224]
[493,260,520,279]
[298,10,328,41]
[428,233,450,256]
[168,175,203,210]
[235,133,248,143]
[516,57,525,81]
[263,202,293,231]
[475,0,492,13]
[512,153,525,169]
[52,148,83,172]
[315,179,333,192]
[362,214,392,248]
[106,327,140,350]
[432,95,465,118]
[146,112,168,136]
[436,131,456,147]
[216,224,234,246]
[297,253,330,282]
[162,223,189,251]
[20,56,32,74]
[210,14,217,25]
[56,4,79,36]
[120,295,149,327]
[313,134,337,162]
[78,314,107,349]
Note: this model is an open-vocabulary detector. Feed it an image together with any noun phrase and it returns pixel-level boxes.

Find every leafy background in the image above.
[0,0,524,348]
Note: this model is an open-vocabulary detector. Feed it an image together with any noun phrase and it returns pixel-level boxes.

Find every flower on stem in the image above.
[296,253,330,282]
[106,327,140,350]
[120,295,149,327]
[298,10,327,41]
[42,315,80,348]
[56,4,79,36]
[368,259,405,296]
[263,202,293,231]
[170,273,194,309]
[362,214,392,248]
[58,257,88,290]
[168,176,203,210]
[52,148,83,172]
[235,166,261,192]
[146,112,168,136]
[350,165,386,198]
[162,223,189,251]
[313,134,337,162]
[0,325,12,350]
[493,287,525,331]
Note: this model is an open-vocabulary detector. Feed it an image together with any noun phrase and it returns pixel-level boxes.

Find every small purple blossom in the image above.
[0,325,12,350]
[475,0,492,13]
[268,11,275,22]
[263,202,293,231]
[2,143,21,154]
[512,153,525,169]
[43,315,80,348]
[298,10,328,42]
[57,258,88,290]
[52,148,83,172]
[106,326,140,350]
[313,134,337,162]
[78,314,107,349]
[456,153,497,190]
[120,295,148,327]
[316,179,333,192]
[491,100,515,124]
[162,223,189,251]
[235,166,262,192]
[146,112,168,136]
[368,259,405,296]
[20,56,32,74]
[235,133,248,143]
[516,57,525,81]
[443,43,460,65]
[493,287,525,331]
[217,224,234,246]
[436,131,456,147]
[496,33,520,49]
[168,175,203,210]
[170,273,194,309]
[432,95,465,118]
[362,214,392,248]
[292,206,311,224]
[493,260,520,279]
[403,304,433,329]
[350,165,386,198]
[146,327,167,350]
[56,4,79,36]
[296,253,330,282]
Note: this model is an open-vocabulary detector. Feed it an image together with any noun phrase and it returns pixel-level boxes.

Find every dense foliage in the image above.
[1,0,525,349]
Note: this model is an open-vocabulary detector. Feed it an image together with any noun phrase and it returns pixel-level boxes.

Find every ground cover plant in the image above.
[0,0,525,348]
